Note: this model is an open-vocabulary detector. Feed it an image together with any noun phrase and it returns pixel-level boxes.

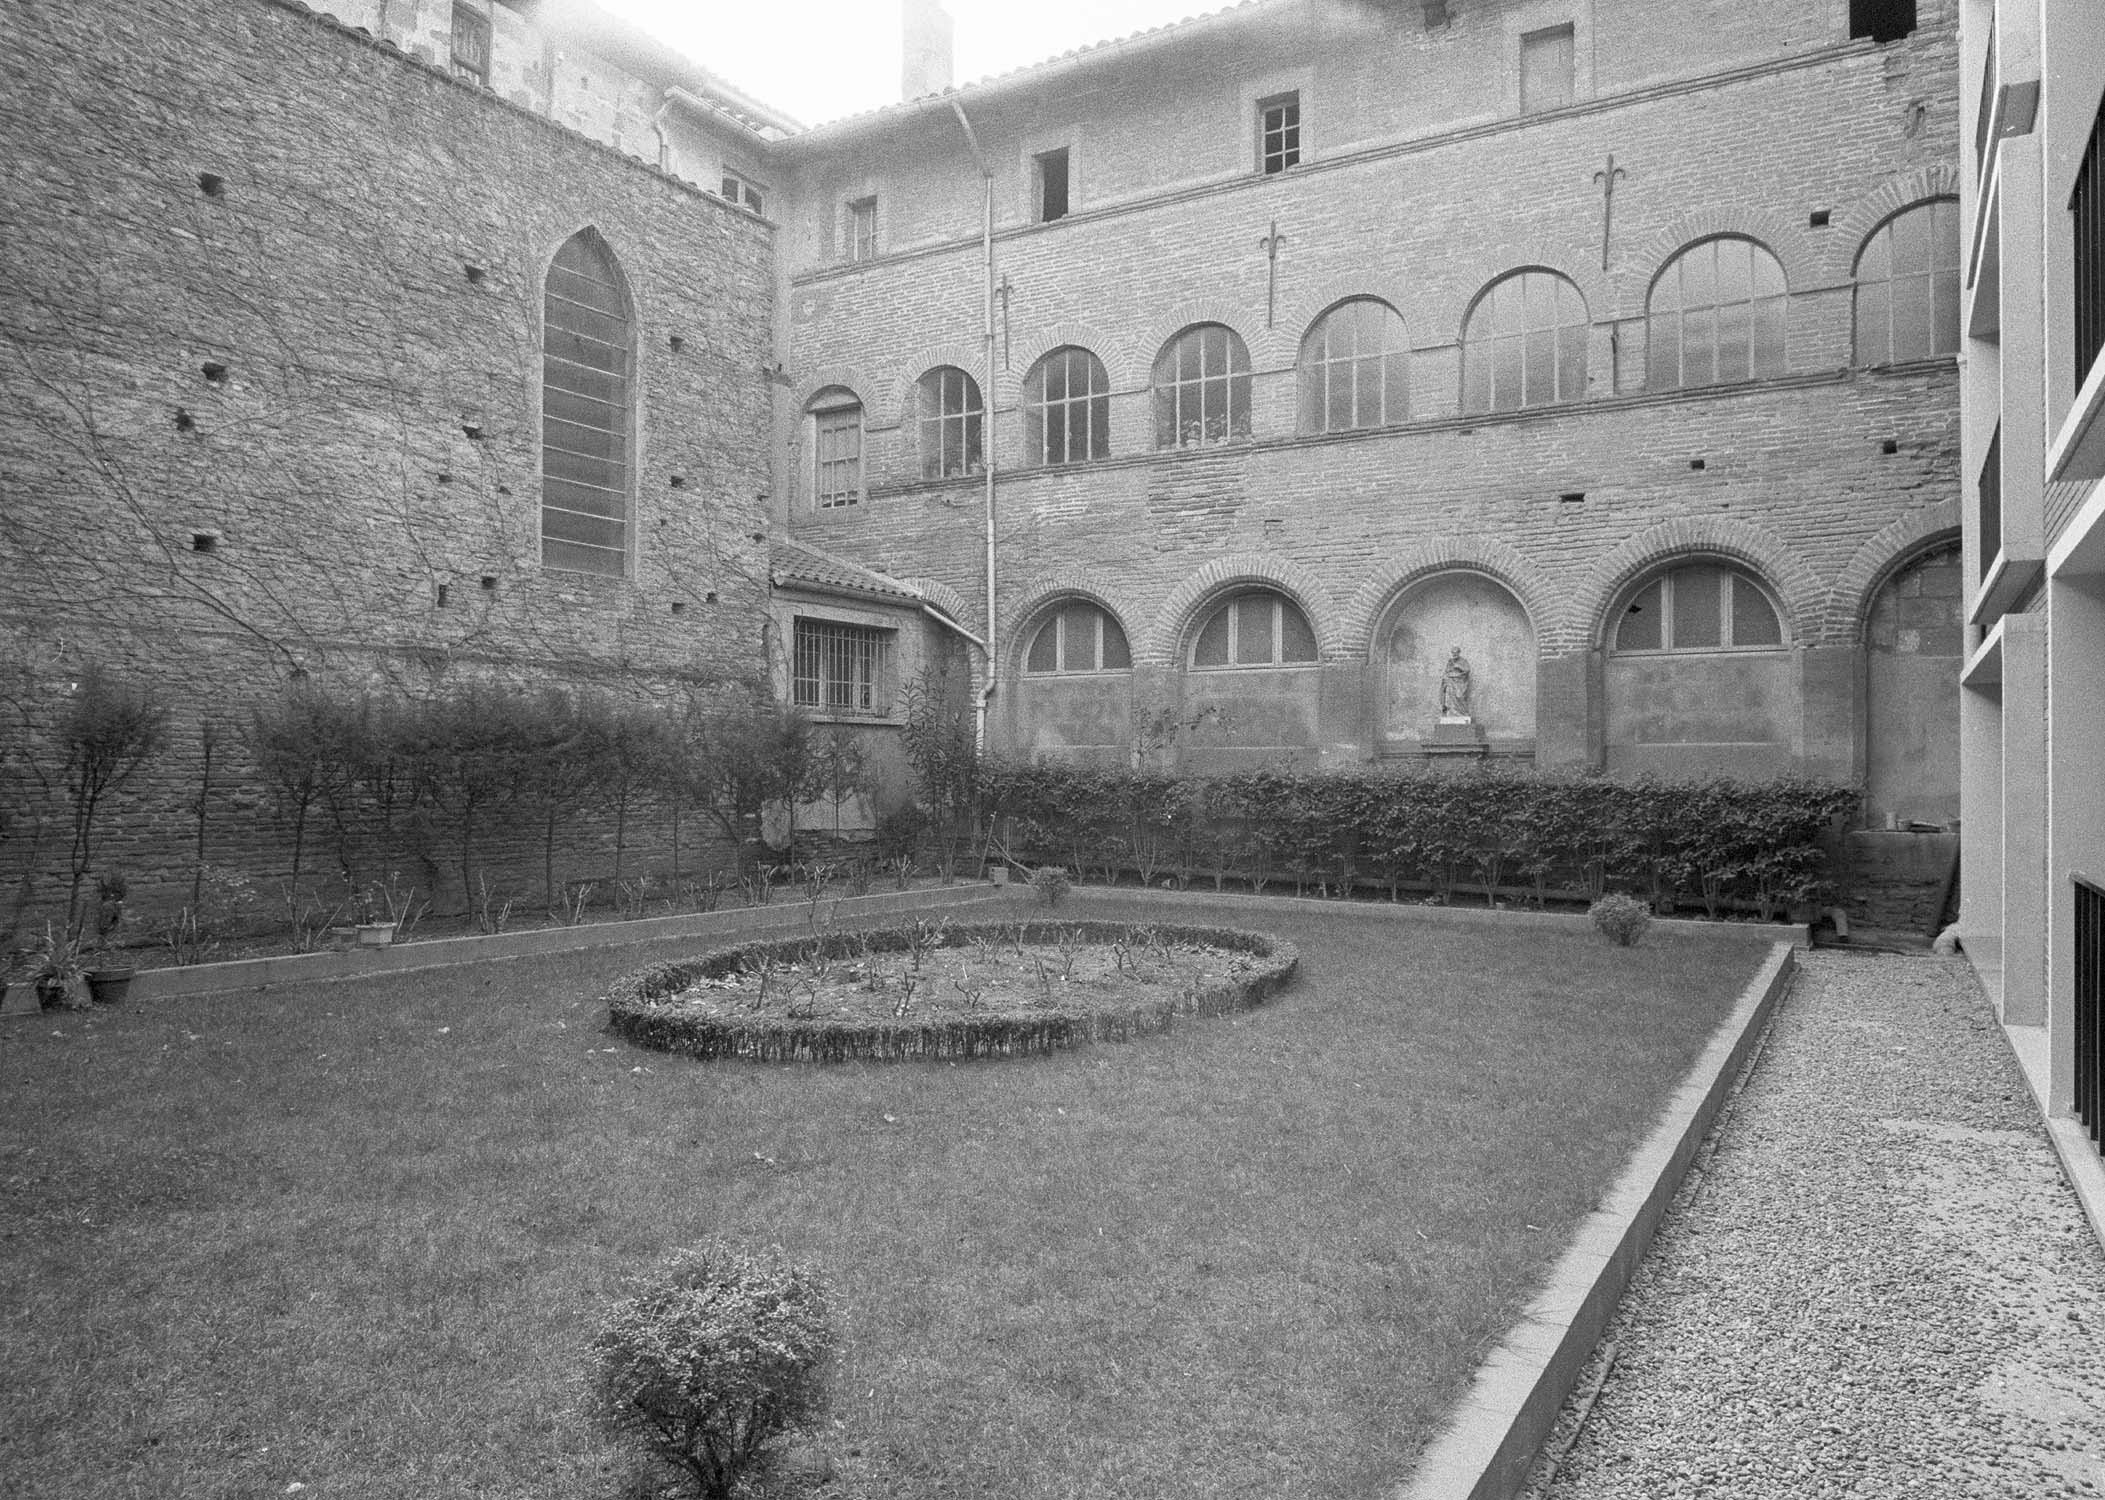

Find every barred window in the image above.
[808,389,862,509]
[793,620,893,715]
[1853,199,1960,365]
[1298,298,1410,432]
[1025,602,1131,675]
[1461,269,1588,413]
[1647,237,1788,390]
[916,366,983,479]
[1191,591,1318,668]
[1153,324,1251,449]
[541,229,631,576]
[1024,347,1110,465]
[1614,565,1784,652]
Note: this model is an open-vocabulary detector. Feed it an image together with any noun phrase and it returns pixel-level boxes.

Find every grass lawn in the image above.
[0,894,1778,1500]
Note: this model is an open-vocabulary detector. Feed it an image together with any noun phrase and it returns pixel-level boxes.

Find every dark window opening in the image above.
[1849,0,1916,44]
[1035,147,1070,223]
[2074,94,2105,387]
[847,197,878,262]
[1259,93,1300,174]
[451,3,491,85]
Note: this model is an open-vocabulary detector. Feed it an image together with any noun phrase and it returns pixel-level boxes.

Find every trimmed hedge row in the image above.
[978,764,1861,917]
[604,920,1300,1064]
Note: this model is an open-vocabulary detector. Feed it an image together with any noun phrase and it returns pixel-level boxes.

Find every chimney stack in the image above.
[901,0,954,100]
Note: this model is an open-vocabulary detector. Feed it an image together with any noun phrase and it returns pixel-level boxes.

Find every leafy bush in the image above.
[1031,865,1071,907]
[1590,893,1653,947]
[588,1240,833,1500]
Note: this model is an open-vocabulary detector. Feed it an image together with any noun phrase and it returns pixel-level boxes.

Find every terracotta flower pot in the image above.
[86,967,136,1004]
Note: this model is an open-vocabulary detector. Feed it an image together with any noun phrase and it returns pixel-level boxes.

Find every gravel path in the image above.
[1526,952,2105,1500]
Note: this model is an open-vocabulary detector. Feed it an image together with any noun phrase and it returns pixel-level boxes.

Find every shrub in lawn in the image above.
[589,1240,833,1500]
[1590,893,1653,947]
[1031,865,1071,907]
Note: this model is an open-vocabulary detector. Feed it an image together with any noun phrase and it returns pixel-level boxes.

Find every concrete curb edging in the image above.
[112,884,1010,1002]
[1393,940,1800,1500]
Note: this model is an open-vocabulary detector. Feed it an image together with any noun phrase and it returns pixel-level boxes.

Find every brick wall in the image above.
[0,0,777,932]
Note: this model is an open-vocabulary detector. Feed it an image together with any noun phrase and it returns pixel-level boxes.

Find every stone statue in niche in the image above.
[1439,646,1473,719]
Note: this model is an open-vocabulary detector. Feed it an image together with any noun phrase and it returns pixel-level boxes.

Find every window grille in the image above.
[1024,347,1110,465]
[1025,602,1131,674]
[1648,237,1788,390]
[450,3,491,85]
[1614,566,1784,652]
[1461,270,1588,413]
[2074,97,2105,388]
[916,367,983,478]
[1853,199,1961,365]
[1190,592,1318,668]
[793,621,892,715]
[1299,299,1410,432]
[541,230,630,576]
[811,395,862,508]
[1153,324,1252,448]
[1259,93,1300,174]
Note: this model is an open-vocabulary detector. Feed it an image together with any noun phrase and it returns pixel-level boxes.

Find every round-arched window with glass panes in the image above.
[1190,590,1319,668]
[1646,236,1788,390]
[1152,323,1252,448]
[1025,601,1132,675]
[1613,564,1785,652]
[1853,199,1961,366]
[1298,298,1410,432]
[1460,269,1588,413]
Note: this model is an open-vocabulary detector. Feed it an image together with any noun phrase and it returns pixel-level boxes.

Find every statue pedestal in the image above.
[1420,717,1488,765]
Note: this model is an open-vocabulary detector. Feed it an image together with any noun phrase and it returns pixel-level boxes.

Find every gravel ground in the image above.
[1525,952,2105,1500]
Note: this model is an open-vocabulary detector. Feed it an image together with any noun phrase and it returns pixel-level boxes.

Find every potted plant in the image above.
[31,924,90,1011]
[355,887,395,948]
[84,872,136,1003]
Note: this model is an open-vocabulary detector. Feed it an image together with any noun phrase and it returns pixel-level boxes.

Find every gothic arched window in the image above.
[541,230,633,575]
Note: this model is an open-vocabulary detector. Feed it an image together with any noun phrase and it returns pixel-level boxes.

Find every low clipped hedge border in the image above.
[605,920,1300,1064]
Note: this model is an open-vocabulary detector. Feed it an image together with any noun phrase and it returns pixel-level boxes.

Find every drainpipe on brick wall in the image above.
[949,98,997,754]
[650,98,673,172]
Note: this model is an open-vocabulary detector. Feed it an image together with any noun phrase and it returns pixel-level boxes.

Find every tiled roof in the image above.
[770,537,925,603]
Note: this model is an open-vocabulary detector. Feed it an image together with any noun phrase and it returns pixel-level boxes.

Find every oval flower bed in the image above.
[605,919,1300,1063]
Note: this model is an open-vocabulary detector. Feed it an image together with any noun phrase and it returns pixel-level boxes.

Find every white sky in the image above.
[594,0,1236,126]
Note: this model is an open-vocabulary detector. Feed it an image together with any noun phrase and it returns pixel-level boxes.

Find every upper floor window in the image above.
[718,170,764,215]
[1034,148,1071,223]
[794,619,892,716]
[2072,100,2105,386]
[541,229,631,577]
[1613,564,1784,652]
[1191,591,1318,668]
[1024,347,1110,465]
[450,3,491,86]
[1853,199,1960,365]
[847,197,877,262]
[1647,237,1788,390]
[1461,270,1588,413]
[917,366,983,479]
[1154,324,1251,448]
[1299,298,1410,432]
[1850,0,1916,43]
[807,388,862,510]
[1258,93,1301,174]
[1026,601,1132,675]
[1519,24,1574,113]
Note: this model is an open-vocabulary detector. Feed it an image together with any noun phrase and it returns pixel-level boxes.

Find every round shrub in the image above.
[1030,865,1072,906]
[589,1240,833,1500]
[1589,893,1653,947]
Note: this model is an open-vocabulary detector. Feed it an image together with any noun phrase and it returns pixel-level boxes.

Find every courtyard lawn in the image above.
[0,895,1778,1500]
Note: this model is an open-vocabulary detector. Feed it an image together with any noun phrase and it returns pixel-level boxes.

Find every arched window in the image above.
[1153,324,1251,448]
[1299,298,1410,432]
[1853,199,1960,365]
[1613,564,1785,652]
[1025,601,1131,674]
[806,387,863,509]
[1190,590,1318,668]
[1647,237,1788,389]
[1024,347,1110,465]
[917,366,983,478]
[541,229,632,575]
[1461,270,1588,413]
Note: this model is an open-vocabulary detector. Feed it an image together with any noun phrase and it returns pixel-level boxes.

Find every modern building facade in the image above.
[1956,0,2105,1167]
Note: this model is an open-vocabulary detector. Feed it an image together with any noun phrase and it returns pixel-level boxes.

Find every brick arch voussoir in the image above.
[1825,165,1963,281]
[1580,517,1823,648]
[1613,207,1820,323]
[1341,538,1556,658]
[1276,275,1419,355]
[1142,554,1341,666]
[885,343,992,425]
[1136,301,1264,378]
[999,324,1126,407]
[900,576,985,694]
[998,573,1147,675]
[1439,246,1610,344]
[794,364,877,413]
[1827,501,1962,640]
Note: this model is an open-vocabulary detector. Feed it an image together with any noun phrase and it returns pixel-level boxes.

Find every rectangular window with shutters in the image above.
[793,620,893,716]
[1519,24,1574,114]
[812,402,862,509]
